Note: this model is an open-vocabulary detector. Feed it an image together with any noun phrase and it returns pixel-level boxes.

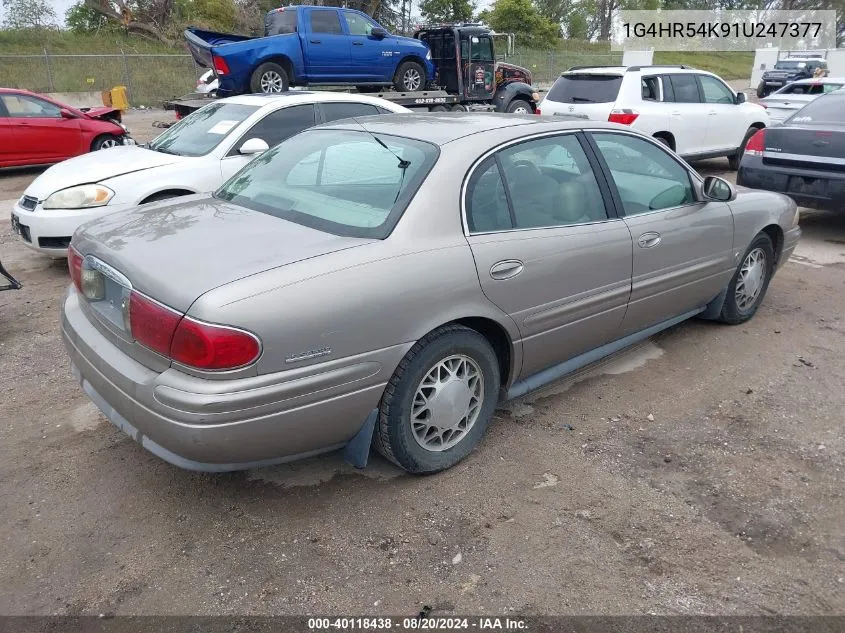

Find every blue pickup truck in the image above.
[185,5,435,97]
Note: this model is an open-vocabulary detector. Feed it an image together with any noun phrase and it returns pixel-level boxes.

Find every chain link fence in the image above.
[0,52,205,106]
[0,49,624,105]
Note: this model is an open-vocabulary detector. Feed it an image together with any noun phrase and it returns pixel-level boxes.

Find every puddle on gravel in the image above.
[67,401,106,431]
[247,452,403,488]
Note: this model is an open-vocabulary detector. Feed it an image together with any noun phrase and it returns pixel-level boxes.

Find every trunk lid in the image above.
[762,124,845,172]
[72,196,375,313]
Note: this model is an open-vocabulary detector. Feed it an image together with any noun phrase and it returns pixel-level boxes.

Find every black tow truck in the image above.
[165,24,539,118]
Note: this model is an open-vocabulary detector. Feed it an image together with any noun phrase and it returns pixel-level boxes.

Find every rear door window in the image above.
[546,74,623,104]
[667,74,702,103]
[321,102,381,122]
[264,8,297,35]
[310,9,343,34]
[787,95,845,125]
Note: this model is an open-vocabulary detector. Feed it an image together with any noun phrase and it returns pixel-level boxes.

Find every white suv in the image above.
[539,65,769,169]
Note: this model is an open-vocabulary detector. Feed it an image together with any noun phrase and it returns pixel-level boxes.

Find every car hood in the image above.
[394,34,427,49]
[23,147,188,200]
[80,106,123,121]
[72,195,375,312]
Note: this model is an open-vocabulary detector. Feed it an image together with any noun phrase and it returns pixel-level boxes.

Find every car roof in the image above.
[218,91,399,108]
[782,76,845,85]
[314,112,632,146]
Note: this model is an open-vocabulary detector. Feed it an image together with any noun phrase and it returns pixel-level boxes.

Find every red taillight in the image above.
[175,111,183,120]
[128,291,260,370]
[745,128,766,157]
[170,318,261,370]
[212,55,229,75]
[68,245,83,292]
[129,292,182,357]
[535,107,541,115]
[608,109,639,125]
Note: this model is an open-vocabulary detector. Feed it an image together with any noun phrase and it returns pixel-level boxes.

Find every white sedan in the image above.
[759,77,845,123]
[10,92,409,257]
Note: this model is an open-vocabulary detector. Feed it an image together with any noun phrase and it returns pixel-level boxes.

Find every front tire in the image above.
[728,126,759,170]
[394,60,425,92]
[756,82,767,98]
[91,135,120,151]
[719,232,775,325]
[373,325,500,474]
[505,99,532,114]
[250,62,289,94]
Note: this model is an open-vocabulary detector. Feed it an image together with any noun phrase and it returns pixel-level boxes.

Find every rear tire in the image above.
[250,62,289,94]
[451,104,467,111]
[653,134,672,149]
[91,135,120,151]
[373,325,500,474]
[430,104,449,112]
[393,60,425,92]
[756,82,767,98]
[718,232,775,325]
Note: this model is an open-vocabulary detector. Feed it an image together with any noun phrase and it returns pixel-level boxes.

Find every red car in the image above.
[0,88,131,169]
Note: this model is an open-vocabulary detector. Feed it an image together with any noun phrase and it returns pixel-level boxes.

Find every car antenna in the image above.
[350,116,411,169]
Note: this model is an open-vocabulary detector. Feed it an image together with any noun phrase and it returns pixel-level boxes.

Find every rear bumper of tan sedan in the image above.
[61,291,408,472]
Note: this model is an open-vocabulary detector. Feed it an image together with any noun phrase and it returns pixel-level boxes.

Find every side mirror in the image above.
[735,92,746,104]
[371,27,387,39]
[59,108,76,119]
[702,176,736,202]
[239,138,270,155]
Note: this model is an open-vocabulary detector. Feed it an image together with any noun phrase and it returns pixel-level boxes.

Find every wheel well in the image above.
[257,56,294,81]
[140,189,194,204]
[452,317,513,387]
[750,121,766,131]
[762,224,784,264]
[652,131,675,151]
[397,55,428,78]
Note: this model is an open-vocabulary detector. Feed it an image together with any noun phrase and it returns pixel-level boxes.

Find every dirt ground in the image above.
[1,108,843,617]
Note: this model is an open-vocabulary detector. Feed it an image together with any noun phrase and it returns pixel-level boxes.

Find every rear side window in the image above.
[546,74,622,104]
[787,95,845,126]
[667,74,701,103]
[310,9,342,34]
[321,102,381,122]
[265,8,297,35]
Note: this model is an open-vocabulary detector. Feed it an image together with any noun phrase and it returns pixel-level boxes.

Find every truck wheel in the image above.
[394,60,425,92]
[250,62,289,94]
[430,105,449,112]
[756,82,767,98]
[505,99,532,114]
[451,104,467,111]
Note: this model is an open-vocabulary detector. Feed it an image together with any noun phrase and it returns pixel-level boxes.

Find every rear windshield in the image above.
[265,8,297,35]
[774,61,806,70]
[786,95,845,126]
[148,102,259,157]
[214,129,438,239]
[546,74,622,104]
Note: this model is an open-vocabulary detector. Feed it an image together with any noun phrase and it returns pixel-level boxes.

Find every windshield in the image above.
[786,94,845,126]
[774,61,806,70]
[546,74,623,104]
[214,129,439,238]
[148,102,259,157]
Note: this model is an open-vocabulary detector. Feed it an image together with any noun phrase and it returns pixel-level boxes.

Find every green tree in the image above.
[66,1,111,32]
[175,0,236,30]
[483,0,560,47]
[565,7,588,38]
[1,0,58,28]
[419,0,475,24]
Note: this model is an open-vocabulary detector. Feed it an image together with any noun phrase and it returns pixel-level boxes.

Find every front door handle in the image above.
[309,39,321,44]
[671,111,681,116]
[352,41,364,46]
[637,232,662,249]
[708,110,718,115]
[490,259,524,280]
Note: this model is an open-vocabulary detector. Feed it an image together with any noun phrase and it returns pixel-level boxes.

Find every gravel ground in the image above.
[1,107,843,617]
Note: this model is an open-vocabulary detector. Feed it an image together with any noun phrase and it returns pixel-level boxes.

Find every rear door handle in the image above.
[490,259,524,280]
[670,111,681,116]
[309,39,321,44]
[637,232,662,249]
[352,41,364,46]
[708,110,718,115]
